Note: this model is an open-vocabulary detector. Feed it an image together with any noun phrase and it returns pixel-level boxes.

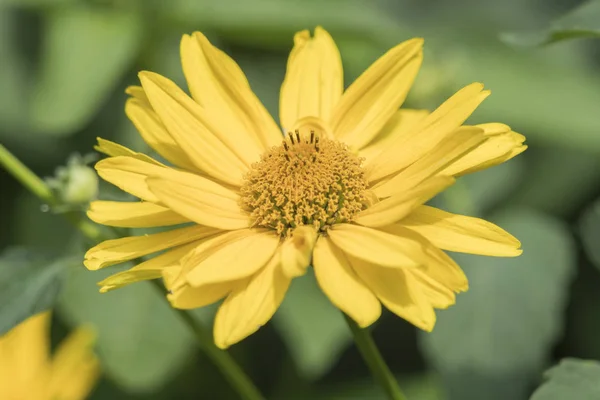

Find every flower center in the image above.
[241,131,368,238]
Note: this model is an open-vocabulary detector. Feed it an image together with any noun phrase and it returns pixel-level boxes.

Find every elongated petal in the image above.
[84,225,220,270]
[327,224,424,268]
[95,156,166,202]
[125,98,198,171]
[168,280,233,310]
[214,255,291,348]
[350,256,436,331]
[181,32,282,151]
[87,201,189,228]
[312,237,381,327]
[410,269,456,309]
[372,126,485,198]
[360,109,429,164]
[280,225,318,278]
[0,312,50,390]
[139,71,248,186]
[47,327,99,400]
[355,176,454,227]
[380,224,469,292]
[368,83,490,180]
[94,138,163,166]
[332,38,423,149]
[97,242,199,293]
[147,169,249,230]
[125,85,150,106]
[280,27,343,130]
[185,230,280,287]
[441,123,527,176]
[401,205,522,256]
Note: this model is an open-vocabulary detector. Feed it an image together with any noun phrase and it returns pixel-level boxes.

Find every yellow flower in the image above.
[84,27,526,349]
[0,312,99,400]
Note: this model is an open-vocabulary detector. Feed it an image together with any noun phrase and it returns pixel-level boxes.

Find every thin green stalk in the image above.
[0,144,265,400]
[343,314,408,400]
[151,281,264,400]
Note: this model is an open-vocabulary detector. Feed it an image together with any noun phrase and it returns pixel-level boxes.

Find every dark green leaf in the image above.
[579,199,600,269]
[31,6,143,136]
[57,266,197,393]
[502,0,600,47]
[273,270,352,379]
[531,358,600,399]
[420,209,576,379]
[0,248,71,335]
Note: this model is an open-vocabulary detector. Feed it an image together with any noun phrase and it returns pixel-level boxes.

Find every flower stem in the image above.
[0,144,265,400]
[343,314,408,400]
[150,281,263,400]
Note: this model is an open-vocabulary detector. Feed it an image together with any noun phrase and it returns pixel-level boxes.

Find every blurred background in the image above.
[1,0,600,398]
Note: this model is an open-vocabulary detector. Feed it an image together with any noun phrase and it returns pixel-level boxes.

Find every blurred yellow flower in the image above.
[84,27,526,348]
[0,312,99,400]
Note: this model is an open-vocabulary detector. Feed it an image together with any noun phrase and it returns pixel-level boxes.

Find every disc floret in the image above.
[241,131,368,237]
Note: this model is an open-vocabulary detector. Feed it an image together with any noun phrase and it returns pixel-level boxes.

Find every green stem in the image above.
[0,144,265,400]
[343,314,408,400]
[151,281,263,400]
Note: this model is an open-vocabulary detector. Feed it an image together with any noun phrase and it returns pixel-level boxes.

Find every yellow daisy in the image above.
[0,312,99,400]
[84,27,526,349]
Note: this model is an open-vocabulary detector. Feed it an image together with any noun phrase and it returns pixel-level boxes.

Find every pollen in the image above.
[241,130,368,237]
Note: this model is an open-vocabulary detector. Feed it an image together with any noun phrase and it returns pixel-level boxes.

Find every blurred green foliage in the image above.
[2,0,600,399]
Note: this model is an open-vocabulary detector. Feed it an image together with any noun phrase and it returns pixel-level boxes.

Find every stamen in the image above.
[241,135,367,238]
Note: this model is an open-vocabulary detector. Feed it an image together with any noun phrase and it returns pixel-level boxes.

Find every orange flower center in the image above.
[241,131,368,237]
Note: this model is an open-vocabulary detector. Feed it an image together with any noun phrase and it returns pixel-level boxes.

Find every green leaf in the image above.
[579,199,600,269]
[0,248,71,335]
[420,209,576,379]
[158,0,406,49]
[309,374,444,400]
[272,270,352,379]
[531,359,600,399]
[510,147,600,217]
[57,266,196,393]
[31,6,143,136]
[502,0,600,47]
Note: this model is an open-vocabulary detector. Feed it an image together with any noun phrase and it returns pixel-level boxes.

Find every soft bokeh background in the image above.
[2,0,600,398]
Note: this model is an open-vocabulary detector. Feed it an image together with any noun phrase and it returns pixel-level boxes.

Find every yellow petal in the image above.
[355,176,454,228]
[213,255,291,348]
[84,225,220,270]
[368,83,490,181]
[372,126,485,198]
[146,169,249,230]
[185,230,280,287]
[181,32,282,151]
[125,85,150,106]
[168,280,233,310]
[380,224,469,292]
[360,109,429,164]
[409,269,456,309]
[94,156,166,202]
[125,98,198,171]
[327,224,423,268]
[0,312,50,391]
[87,201,189,228]
[280,225,318,278]
[441,123,527,176]
[312,237,381,327]
[139,71,248,186]
[94,138,163,166]
[332,38,423,149]
[47,327,99,400]
[401,205,523,257]
[97,242,199,293]
[280,27,343,131]
[350,256,436,331]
